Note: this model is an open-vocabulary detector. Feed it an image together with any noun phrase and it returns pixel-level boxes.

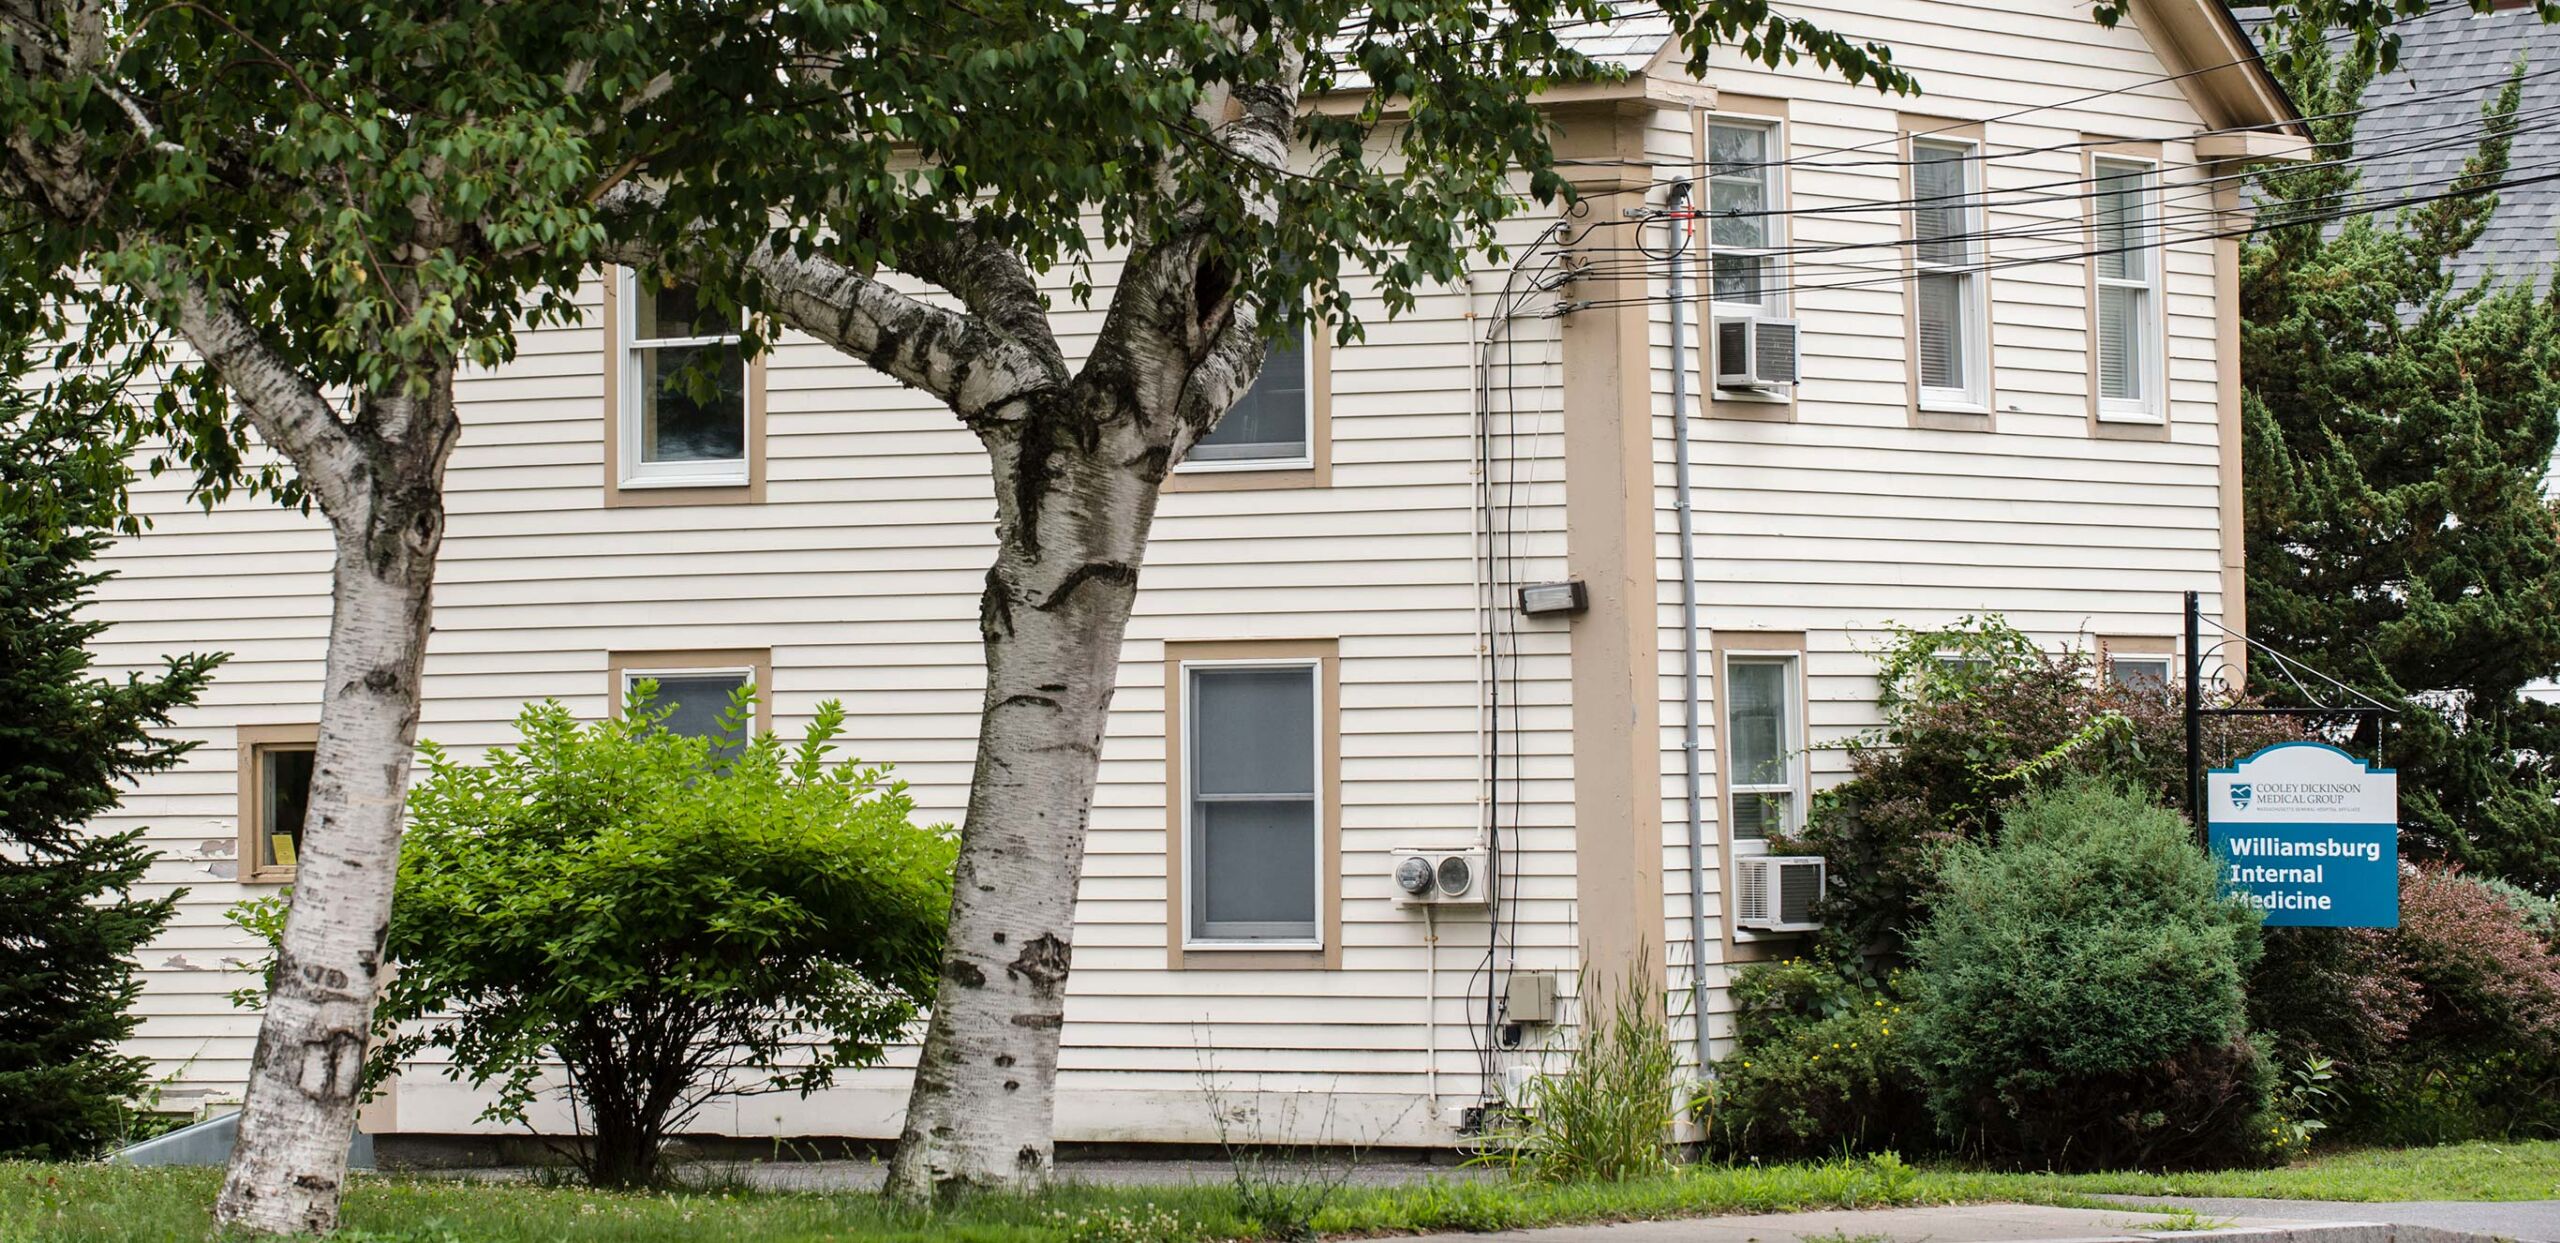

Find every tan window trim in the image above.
[1900,114,1996,431]
[2097,634,2177,685]
[1166,331,1332,493]
[602,267,768,508]
[1708,631,1809,960]
[2083,138,2172,443]
[606,648,775,736]
[1691,98,1800,423]
[237,723,319,884]
[1164,639,1342,970]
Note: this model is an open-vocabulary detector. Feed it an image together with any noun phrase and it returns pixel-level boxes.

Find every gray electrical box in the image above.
[1503,973,1558,1024]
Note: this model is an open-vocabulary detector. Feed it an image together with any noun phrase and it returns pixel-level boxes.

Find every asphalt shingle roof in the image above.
[2248,4,2560,293]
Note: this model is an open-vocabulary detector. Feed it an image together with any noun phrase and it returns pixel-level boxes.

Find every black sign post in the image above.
[2181,591,2389,844]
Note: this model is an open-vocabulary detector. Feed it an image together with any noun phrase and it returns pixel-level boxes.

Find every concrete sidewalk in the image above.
[1402,1201,2538,1243]
[2096,1197,2558,1243]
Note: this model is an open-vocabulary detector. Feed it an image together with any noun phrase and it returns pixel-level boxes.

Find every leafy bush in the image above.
[1903,779,2275,1170]
[1483,964,1679,1183]
[1701,958,1928,1159]
[1790,618,2300,961]
[243,688,955,1188]
[2348,868,2560,1143]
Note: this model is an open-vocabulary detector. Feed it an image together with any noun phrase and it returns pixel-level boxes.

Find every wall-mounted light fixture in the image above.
[1516,580,1589,616]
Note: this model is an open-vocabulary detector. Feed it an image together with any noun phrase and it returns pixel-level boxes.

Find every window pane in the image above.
[2094,160,2150,282]
[2112,657,2171,690]
[637,342,747,464]
[1733,791,1791,841]
[1194,334,1308,462]
[1728,659,1792,788]
[2098,284,2142,401]
[638,672,752,743]
[1712,254,1768,306]
[261,747,314,868]
[1191,798,1318,939]
[1191,666,1315,796]
[1912,144,1971,267]
[1916,271,1967,391]
[1708,168,1768,250]
[1707,122,1766,176]
[635,282,725,343]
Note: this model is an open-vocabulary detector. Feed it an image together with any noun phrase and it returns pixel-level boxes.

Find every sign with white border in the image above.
[2206,742,2398,928]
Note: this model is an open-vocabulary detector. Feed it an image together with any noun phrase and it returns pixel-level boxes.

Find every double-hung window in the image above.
[1182,661,1322,945]
[1186,331,1312,470]
[1706,118,1785,316]
[620,275,748,487]
[2092,156,2162,421]
[1723,655,1804,845]
[1911,138,1988,410]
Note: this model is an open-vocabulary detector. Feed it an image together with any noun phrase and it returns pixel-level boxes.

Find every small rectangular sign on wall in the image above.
[2206,741,2399,928]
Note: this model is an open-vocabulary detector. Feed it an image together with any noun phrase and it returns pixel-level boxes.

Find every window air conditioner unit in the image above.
[1713,313,1801,390]
[1393,844,1493,907]
[1735,855,1826,932]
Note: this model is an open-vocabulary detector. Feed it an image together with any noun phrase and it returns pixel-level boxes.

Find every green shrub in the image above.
[241,688,955,1188]
[1701,958,1928,1159]
[1482,964,1680,1183]
[1790,618,2300,962]
[2345,868,2560,1143]
[1903,779,2275,1170]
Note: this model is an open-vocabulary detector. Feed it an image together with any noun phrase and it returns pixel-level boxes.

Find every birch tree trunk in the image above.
[885,396,1165,1198]
[215,391,457,1236]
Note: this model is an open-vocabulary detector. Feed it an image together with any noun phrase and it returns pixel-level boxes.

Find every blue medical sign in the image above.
[2206,742,2398,928]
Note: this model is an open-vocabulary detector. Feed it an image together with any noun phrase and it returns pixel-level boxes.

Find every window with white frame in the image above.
[622,666,755,745]
[1724,655,1803,844]
[1707,118,1785,315]
[1911,138,1987,409]
[621,275,748,486]
[1187,331,1311,468]
[2093,156,2161,420]
[2110,653,2173,691]
[1183,661,1321,944]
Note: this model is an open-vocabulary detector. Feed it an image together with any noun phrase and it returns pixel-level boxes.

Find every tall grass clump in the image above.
[1485,961,1681,1183]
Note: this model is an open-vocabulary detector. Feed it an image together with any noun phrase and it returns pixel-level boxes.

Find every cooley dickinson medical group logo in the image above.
[2230,783,2253,811]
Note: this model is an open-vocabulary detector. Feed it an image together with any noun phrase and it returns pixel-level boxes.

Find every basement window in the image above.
[238,726,318,883]
[1182,661,1322,945]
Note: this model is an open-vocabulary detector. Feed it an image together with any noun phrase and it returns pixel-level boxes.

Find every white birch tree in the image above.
[597,0,1917,1202]
[0,1,793,1232]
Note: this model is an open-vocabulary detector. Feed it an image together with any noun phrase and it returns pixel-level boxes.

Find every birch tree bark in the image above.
[211,387,459,1233]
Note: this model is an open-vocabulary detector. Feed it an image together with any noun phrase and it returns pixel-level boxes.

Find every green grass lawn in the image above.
[3,1142,2551,1242]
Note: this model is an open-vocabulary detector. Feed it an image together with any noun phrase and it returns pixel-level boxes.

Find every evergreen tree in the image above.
[0,350,220,1158]
[2244,23,2560,894]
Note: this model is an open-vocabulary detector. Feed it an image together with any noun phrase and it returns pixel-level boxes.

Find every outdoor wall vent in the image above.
[1735,855,1826,932]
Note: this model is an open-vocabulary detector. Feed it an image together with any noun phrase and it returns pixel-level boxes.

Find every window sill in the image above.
[240,866,296,885]
[618,471,752,490]
[1164,462,1328,493]
[1912,399,1993,431]
[1169,941,1333,970]
[606,474,761,508]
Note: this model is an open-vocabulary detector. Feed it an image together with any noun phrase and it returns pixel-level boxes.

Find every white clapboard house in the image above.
[88,0,2303,1149]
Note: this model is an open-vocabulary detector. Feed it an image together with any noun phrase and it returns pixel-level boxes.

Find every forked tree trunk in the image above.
[885,402,1165,1200]
[216,407,455,1235]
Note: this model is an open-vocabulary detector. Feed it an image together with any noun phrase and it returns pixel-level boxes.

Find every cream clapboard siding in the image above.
[85,0,2257,1143]
[1650,0,2246,1062]
[87,220,1571,1143]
